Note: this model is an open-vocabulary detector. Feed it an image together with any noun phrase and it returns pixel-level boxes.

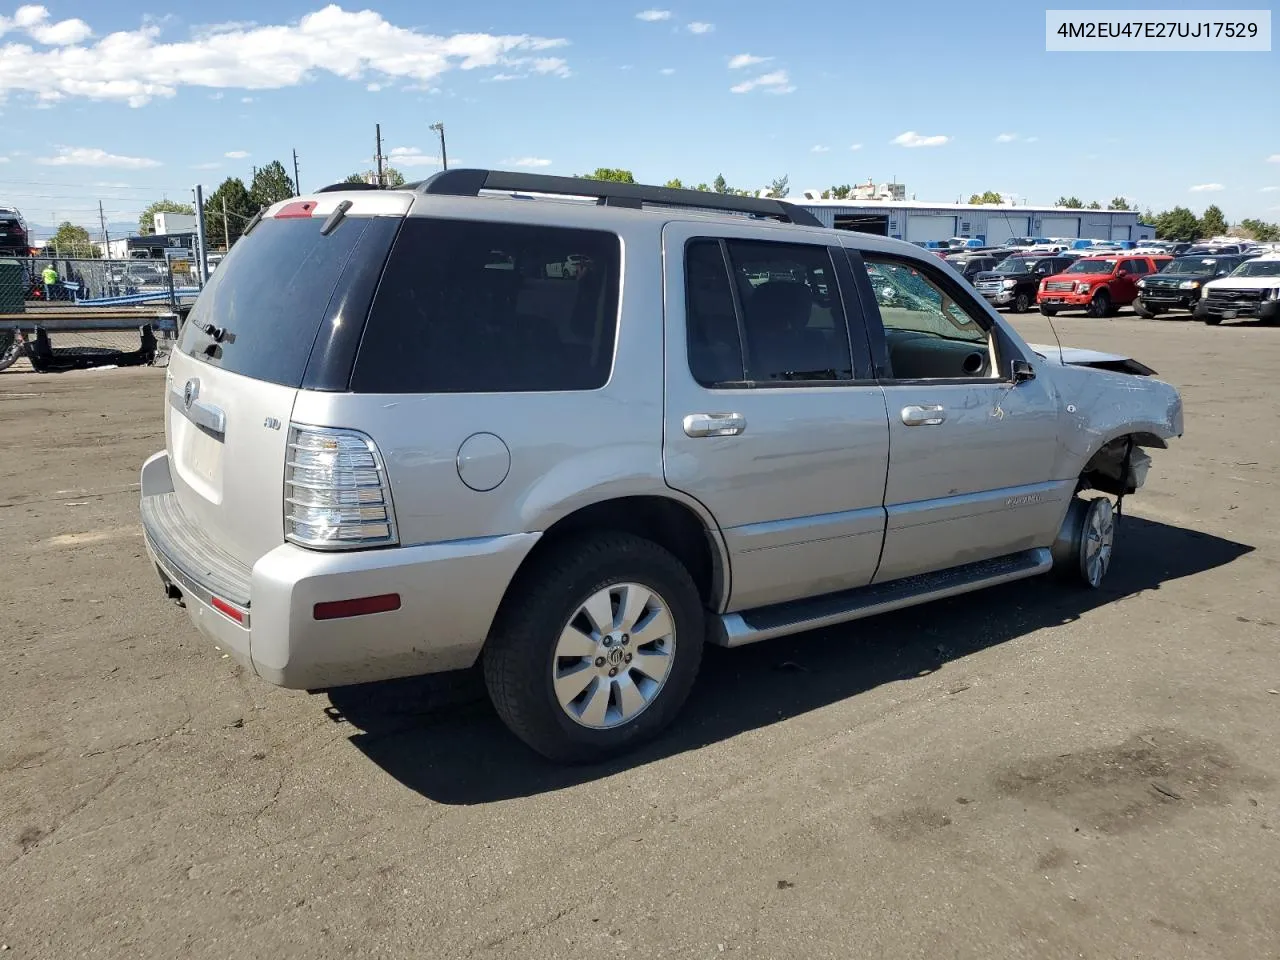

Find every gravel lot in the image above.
[2,314,1277,959]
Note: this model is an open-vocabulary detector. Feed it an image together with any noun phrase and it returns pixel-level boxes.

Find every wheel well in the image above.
[511,496,723,609]
[1079,432,1164,495]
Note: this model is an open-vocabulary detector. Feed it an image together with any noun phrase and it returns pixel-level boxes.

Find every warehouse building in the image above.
[795,199,1155,245]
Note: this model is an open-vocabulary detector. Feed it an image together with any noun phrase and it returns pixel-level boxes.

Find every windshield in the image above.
[994,258,1034,275]
[1231,260,1280,278]
[1164,257,1219,275]
[1064,259,1117,275]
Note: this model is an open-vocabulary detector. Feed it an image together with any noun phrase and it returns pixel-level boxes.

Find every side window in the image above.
[721,240,853,383]
[685,240,745,387]
[353,218,620,393]
[1121,258,1146,275]
[863,255,996,381]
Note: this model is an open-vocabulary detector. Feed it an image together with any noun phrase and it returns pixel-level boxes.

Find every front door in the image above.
[846,245,1069,583]
[661,221,890,611]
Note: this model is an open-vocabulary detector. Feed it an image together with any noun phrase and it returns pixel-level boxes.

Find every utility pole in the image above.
[193,184,209,286]
[292,148,301,195]
[430,121,447,170]
[375,123,385,187]
[98,200,110,256]
[222,196,230,250]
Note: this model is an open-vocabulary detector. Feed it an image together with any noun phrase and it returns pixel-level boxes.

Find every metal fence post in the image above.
[193,184,210,287]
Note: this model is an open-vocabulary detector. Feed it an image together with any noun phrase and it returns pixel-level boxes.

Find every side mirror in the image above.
[1011,359,1036,383]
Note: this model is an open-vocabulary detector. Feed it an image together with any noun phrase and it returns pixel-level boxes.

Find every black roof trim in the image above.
[316,182,384,193]
[406,168,823,227]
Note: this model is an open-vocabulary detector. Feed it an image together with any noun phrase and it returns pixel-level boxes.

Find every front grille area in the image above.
[1044,281,1075,293]
[1204,287,1266,316]
[1207,288,1264,303]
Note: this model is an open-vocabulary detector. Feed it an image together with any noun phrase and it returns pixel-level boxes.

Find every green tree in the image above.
[579,168,635,183]
[1240,218,1280,242]
[250,160,296,207]
[343,172,369,184]
[203,177,257,250]
[664,178,684,190]
[767,175,790,199]
[46,221,99,257]
[1107,196,1131,211]
[712,173,729,194]
[1199,204,1228,237]
[344,167,406,188]
[821,184,852,200]
[1056,196,1083,208]
[138,199,194,235]
[1086,200,1102,209]
[968,190,1003,204]
[1153,206,1201,241]
[693,182,711,192]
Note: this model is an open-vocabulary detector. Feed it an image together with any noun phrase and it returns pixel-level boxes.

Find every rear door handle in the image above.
[683,413,747,438]
[901,404,946,426]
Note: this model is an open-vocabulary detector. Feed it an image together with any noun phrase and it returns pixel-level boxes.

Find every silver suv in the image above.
[140,170,1183,762]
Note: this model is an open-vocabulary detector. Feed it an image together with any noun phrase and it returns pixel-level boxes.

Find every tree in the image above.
[1199,204,1227,238]
[203,177,257,250]
[344,166,406,188]
[692,182,710,192]
[579,168,635,183]
[250,160,296,208]
[968,190,1003,204]
[138,199,194,235]
[1240,218,1280,242]
[46,221,99,257]
[664,178,684,190]
[343,172,369,184]
[712,173,729,195]
[767,175,790,199]
[1086,200,1102,209]
[1056,196,1083,208]
[1153,206,1201,241]
[1107,196,1131,211]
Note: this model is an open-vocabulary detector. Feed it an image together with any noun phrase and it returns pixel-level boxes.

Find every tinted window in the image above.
[353,218,620,393]
[722,240,852,383]
[180,215,387,387]
[685,240,745,387]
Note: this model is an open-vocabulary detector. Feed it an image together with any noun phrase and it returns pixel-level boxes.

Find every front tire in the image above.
[1203,315,1222,326]
[1013,292,1030,313]
[1087,290,1112,318]
[483,532,704,763]
[1054,497,1116,589]
[1039,305,1058,317]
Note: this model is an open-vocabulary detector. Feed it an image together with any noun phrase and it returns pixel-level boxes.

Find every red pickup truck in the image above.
[1037,255,1172,317]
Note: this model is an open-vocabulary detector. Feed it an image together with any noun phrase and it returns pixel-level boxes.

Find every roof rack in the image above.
[316,182,384,193]
[405,168,823,228]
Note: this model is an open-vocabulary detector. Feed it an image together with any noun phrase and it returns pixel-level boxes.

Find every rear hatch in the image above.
[165,193,408,569]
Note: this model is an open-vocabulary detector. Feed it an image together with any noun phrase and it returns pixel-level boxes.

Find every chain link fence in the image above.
[1,256,196,373]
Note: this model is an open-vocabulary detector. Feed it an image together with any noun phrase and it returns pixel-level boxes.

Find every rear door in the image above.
[167,198,405,568]
[661,221,890,611]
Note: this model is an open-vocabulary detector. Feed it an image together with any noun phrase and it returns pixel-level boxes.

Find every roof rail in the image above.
[316,182,384,193]
[407,168,823,228]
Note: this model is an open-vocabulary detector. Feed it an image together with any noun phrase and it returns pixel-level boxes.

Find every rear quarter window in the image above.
[352,218,621,393]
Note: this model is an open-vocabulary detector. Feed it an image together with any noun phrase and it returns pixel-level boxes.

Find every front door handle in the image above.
[901,404,946,426]
[683,412,747,438]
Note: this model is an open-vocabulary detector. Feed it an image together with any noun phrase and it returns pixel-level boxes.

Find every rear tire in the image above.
[1203,315,1222,326]
[483,532,704,763]
[1137,306,1157,319]
[0,332,21,373]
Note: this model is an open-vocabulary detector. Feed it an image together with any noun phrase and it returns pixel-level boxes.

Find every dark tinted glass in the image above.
[724,240,853,382]
[179,215,380,387]
[685,240,745,387]
[353,218,620,393]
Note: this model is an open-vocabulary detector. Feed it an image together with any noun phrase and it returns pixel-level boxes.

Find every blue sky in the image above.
[1,0,1277,236]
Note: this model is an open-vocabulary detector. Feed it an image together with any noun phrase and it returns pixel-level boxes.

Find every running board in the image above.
[713,548,1053,647]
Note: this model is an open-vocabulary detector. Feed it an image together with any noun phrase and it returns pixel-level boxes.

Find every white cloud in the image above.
[810,145,829,153]
[1268,154,1280,163]
[225,150,249,159]
[728,53,770,69]
[891,131,950,148]
[489,72,522,81]
[1261,186,1280,192]
[0,5,92,45]
[35,146,161,169]
[635,9,671,21]
[995,132,1018,143]
[1188,183,1224,192]
[0,7,572,107]
[504,156,552,167]
[366,82,382,92]
[388,146,440,167]
[730,69,794,95]
[687,21,714,34]
[659,67,676,75]
[849,143,863,151]
[0,156,8,163]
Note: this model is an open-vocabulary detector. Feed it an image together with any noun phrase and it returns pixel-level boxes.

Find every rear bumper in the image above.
[140,451,539,689]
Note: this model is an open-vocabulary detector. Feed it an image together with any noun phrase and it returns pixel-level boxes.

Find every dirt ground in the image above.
[1,314,1277,960]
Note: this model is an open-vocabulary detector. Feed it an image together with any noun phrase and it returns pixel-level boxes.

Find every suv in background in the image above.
[974,254,1074,313]
[1135,254,1242,318]
[1037,255,1171,317]
[1195,253,1280,325]
[139,170,1183,762]
[946,254,1000,282]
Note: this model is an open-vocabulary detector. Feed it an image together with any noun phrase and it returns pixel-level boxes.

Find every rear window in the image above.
[351,218,621,393]
[179,215,381,387]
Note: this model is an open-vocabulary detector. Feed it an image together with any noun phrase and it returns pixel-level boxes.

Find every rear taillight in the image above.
[284,425,398,550]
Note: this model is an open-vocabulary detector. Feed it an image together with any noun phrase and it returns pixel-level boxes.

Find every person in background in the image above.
[41,262,59,301]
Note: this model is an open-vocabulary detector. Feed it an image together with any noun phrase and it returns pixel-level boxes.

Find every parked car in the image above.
[1183,242,1243,256]
[1134,254,1243,318]
[1037,255,1172,317]
[974,255,1075,313]
[139,170,1184,762]
[1194,253,1280,325]
[946,254,1000,281]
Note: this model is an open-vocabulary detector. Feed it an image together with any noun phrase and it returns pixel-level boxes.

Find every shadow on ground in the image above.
[324,515,1252,805]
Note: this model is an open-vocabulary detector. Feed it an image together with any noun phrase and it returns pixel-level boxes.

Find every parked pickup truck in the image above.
[1194,253,1280,325]
[974,254,1075,313]
[1135,254,1243,318]
[1038,255,1171,317]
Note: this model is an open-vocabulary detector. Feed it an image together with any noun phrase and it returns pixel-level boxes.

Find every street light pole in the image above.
[429,122,447,170]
